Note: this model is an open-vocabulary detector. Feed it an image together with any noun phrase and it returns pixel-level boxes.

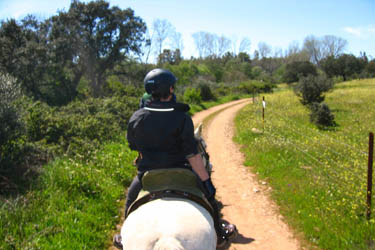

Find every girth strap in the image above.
[126,189,215,220]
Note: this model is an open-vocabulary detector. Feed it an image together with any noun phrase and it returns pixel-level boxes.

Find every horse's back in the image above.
[121,198,216,250]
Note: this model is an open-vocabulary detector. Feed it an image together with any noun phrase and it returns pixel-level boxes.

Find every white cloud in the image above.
[343,25,375,37]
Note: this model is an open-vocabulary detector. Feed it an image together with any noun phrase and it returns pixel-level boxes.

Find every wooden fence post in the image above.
[367,132,374,220]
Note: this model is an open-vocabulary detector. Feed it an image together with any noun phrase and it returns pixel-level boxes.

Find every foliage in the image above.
[294,74,333,105]
[157,49,182,65]
[234,79,375,250]
[183,87,202,104]
[0,1,147,102]
[237,80,275,95]
[320,54,366,81]
[166,61,199,85]
[309,102,336,128]
[0,73,21,148]
[0,138,137,249]
[22,95,138,158]
[198,83,216,101]
[365,59,375,77]
[0,74,30,184]
[283,61,317,83]
[0,16,76,105]
[0,94,138,195]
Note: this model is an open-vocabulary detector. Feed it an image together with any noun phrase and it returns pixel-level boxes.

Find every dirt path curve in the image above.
[192,99,300,250]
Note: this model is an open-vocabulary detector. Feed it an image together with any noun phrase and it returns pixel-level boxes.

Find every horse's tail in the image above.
[153,236,184,250]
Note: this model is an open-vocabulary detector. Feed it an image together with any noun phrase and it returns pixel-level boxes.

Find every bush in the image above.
[21,95,138,158]
[0,74,23,167]
[183,87,202,104]
[198,83,216,101]
[309,102,336,128]
[0,74,21,146]
[237,80,275,95]
[283,61,317,83]
[294,74,333,105]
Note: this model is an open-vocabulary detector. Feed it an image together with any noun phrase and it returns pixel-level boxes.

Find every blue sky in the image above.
[1,0,374,59]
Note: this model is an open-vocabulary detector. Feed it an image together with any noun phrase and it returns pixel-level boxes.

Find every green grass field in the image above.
[234,78,375,250]
[0,136,137,249]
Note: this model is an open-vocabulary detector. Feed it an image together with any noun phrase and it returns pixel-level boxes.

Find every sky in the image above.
[0,0,374,60]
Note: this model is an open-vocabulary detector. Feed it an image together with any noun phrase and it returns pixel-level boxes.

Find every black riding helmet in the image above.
[144,68,176,99]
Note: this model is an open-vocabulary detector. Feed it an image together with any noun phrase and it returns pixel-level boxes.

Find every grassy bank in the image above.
[234,78,375,249]
[0,136,137,249]
[0,93,253,249]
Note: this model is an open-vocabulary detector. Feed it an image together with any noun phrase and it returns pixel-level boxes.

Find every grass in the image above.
[0,135,137,249]
[0,93,249,249]
[234,78,375,250]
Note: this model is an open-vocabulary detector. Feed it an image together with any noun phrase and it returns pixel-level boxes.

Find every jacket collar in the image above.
[145,100,190,113]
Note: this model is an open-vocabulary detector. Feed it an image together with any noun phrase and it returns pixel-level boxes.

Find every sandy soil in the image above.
[192,99,300,250]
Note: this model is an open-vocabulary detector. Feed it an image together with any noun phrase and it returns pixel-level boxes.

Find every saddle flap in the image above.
[141,168,204,197]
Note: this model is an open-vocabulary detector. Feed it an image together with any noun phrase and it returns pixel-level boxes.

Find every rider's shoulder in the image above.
[143,101,190,113]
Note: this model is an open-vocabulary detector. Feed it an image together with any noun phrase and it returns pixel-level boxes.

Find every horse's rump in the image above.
[121,198,216,250]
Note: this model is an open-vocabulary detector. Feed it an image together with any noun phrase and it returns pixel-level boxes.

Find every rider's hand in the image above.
[202,178,216,200]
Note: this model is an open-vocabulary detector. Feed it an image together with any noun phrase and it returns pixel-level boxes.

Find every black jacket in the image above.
[127,100,198,175]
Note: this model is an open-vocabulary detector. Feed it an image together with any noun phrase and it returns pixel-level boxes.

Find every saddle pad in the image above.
[141,168,205,198]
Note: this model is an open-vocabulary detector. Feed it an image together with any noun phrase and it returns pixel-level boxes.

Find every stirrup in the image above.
[216,236,228,249]
[221,222,238,240]
[113,234,123,249]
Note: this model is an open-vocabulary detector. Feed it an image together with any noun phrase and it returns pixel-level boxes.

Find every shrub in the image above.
[283,61,317,84]
[0,74,24,167]
[198,83,215,101]
[237,80,275,95]
[309,102,336,128]
[294,74,333,105]
[183,87,202,104]
[0,74,21,146]
[22,95,138,158]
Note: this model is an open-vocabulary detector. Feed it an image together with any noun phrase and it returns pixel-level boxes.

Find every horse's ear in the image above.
[195,123,203,137]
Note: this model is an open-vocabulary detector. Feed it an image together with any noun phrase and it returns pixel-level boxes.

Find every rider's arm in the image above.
[187,153,209,181]
[126,113,139,151]
[188,153,216,199]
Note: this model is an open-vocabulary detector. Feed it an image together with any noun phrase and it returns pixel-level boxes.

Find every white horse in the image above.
[120,197,216,250]
[119,124,217,249]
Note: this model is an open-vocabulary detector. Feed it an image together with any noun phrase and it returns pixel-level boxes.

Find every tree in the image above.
[336,54,365,80]
[157,49,182,65]
[153,19,173,57]
[0,73,21,148]
[365,59,375,77]
[0,16,75,105]
[238,52,251,63]
[309,102,336,128]
[239,37,251,54]
[217,35,231,57]
[321,35,347,58]
[283,61,317,83]
[303,35,322,65]
[320,56,339,78]
[0,73,23,169]
[303,35,347,65]
[258,42,272,58]
[170,30,184,53]
[192,31,208,58]
[51,0,146,97]
[294,75,333,105]
[192,31,217,58]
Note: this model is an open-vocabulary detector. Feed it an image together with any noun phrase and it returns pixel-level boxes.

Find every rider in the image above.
[125,68,235,247]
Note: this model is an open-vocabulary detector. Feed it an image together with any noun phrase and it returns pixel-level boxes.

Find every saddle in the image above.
[125,168,215,220]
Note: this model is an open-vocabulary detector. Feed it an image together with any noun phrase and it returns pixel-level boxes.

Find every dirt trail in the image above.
[192,99,300,250]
